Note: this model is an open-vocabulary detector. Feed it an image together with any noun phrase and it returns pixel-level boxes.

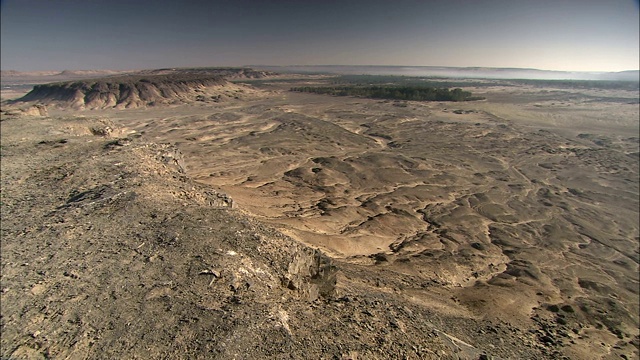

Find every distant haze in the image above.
[1,0,638,72]
[250,65,639,81]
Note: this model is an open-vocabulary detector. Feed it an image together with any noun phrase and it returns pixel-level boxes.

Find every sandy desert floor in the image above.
[2,75,638,359]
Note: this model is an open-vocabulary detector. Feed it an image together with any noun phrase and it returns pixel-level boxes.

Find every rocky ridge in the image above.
[9,68,273,110]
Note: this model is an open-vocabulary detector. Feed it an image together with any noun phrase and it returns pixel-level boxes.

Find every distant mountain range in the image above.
[251,65,640,81]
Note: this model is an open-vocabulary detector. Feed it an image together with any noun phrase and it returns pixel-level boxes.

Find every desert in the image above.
[1,67,638,359]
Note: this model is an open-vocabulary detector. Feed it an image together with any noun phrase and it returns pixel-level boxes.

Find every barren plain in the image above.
[1,69,638,359]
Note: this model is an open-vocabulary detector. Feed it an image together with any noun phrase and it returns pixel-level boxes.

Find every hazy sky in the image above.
[1,0,638,72]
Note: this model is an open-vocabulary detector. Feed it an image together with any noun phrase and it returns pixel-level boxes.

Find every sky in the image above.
[1,0,638,72]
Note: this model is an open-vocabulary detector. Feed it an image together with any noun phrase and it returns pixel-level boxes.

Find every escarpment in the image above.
[14,68,272,109]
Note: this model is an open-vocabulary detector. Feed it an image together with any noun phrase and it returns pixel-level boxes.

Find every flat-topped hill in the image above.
[11,68,273,109]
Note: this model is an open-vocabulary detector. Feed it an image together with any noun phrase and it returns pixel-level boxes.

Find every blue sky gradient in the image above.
[1,0,638,71]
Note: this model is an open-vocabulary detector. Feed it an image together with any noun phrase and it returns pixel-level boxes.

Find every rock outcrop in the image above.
[12,68,272,109]
[0,104,48,117]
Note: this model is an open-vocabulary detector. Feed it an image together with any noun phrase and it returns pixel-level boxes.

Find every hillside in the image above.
[0,111,510,360]
[6,68,274,109]
[2,71,638,359]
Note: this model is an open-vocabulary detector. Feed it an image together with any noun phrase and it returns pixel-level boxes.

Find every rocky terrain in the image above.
[0,110,530,360]
[1,69,638,359]
[3,68,273,109]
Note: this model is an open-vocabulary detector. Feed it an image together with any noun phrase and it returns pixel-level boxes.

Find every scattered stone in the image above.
[372,253,388,263]
[540,335,555,345]
[547,304,560,312]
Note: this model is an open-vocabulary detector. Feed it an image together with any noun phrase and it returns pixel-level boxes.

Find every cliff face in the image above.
[14,68,272,109]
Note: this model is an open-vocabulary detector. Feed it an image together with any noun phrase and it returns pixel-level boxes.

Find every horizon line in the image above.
[2,65,639,74]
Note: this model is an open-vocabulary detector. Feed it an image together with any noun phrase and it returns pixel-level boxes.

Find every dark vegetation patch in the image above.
[329,75,639,91]
[290,85,483,102]
[329,74,500,88]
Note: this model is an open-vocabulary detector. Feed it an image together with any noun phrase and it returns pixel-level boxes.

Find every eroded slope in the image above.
[103,84,639,359]
[3,75,638,359]
[2,113,522,359]
[10,68,272,110]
